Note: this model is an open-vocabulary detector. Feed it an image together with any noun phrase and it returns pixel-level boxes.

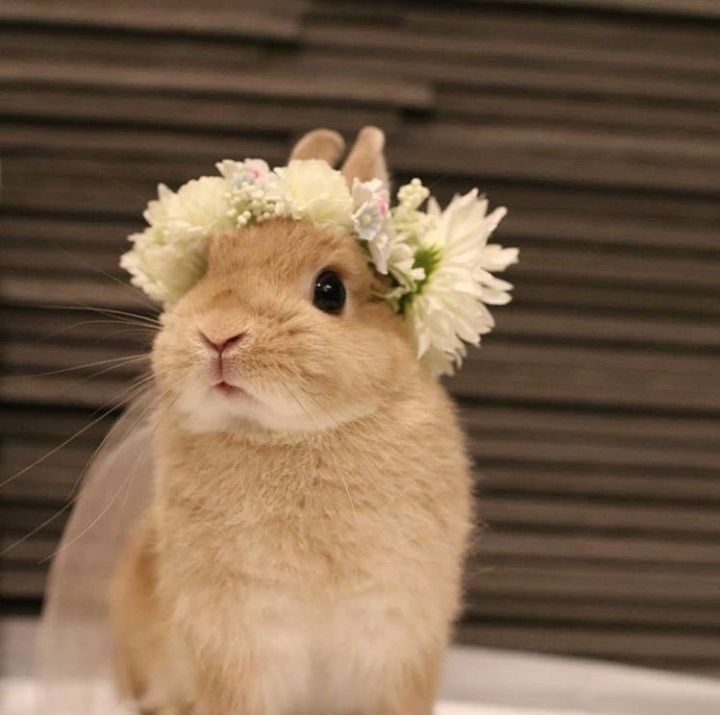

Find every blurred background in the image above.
[1,0,719,676]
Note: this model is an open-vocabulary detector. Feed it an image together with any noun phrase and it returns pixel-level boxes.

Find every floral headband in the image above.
[121,158,518,376]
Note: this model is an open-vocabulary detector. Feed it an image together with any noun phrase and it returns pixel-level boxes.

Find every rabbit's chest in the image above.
[160,443,421,580]
[164,469,400,587]
[157,430,465,603]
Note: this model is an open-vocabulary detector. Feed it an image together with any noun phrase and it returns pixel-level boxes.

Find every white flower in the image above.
[120,176,233,306]
[353,204,383,239]
[217,158,270,187]
[272,159,353,233]
[351,179,385,239]
[351,178,393,274]
[403,188,517,376]
[120,226,208,306]
[382,178,435,303]
[143,177,233,241]
[383,237,425,306]
[392,178,432,244]
[218,158,277,227]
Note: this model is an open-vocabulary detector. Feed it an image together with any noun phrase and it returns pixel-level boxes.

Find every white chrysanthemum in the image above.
[404,188,518,376]
[120,176,233,306]
[143,177,233,240]
[120,227,208,306]
[272,159,353,233]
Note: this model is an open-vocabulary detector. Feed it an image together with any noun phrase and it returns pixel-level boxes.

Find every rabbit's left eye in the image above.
[313,270,346,315]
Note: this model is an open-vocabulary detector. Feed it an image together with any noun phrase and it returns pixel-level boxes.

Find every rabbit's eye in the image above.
[313,270,346,314]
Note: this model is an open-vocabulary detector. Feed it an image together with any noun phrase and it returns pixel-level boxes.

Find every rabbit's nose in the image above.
[199,330,245,354]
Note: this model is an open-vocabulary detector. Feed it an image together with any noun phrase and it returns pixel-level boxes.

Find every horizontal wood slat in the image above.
[437,91,720,137]
[2,0,719,674]
[458,624,720,662]
[467,564,720,604]
[0,60,432,108]
[297,46,720,108]
[402,5,720,41]
[0,0,305,40]
[466,597,720,630]
[302,24,720,81]
[496,0,720,20]
[477,532,720,568]
[0,87,400,135]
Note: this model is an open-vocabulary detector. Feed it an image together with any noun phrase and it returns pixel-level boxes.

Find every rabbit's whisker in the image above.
[0,374,155,491]
[44,239,159,313]
[36,303,161,328]
[16,353,150,380]
[0,502,75,559]
[23,318,156,348]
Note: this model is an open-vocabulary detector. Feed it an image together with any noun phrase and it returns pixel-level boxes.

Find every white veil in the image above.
[35,394,157,714]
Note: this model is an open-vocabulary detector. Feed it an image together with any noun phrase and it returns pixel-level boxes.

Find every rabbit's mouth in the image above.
[213,380,248,398]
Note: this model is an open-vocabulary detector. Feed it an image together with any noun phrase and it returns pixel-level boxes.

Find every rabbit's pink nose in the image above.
[199,330,245,354]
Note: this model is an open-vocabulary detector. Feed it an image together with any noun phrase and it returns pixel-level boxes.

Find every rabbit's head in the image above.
[152,128,419,434]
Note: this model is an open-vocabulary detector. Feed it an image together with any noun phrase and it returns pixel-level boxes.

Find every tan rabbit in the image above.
[109,127,473,715]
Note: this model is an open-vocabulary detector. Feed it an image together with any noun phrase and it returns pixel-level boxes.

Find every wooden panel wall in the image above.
[1,0,719,673]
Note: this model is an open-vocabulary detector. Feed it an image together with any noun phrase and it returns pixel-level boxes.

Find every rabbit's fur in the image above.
[110,128,473,714]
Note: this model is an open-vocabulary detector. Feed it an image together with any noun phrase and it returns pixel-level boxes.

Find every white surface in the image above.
[0,679,591,715]
[5,618,720,714]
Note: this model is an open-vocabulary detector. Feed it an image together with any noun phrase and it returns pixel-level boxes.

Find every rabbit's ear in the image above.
[289,128,345,166]
[341,126,389,188]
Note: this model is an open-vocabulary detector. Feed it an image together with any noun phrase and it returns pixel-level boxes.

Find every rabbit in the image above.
[109,127,473,715]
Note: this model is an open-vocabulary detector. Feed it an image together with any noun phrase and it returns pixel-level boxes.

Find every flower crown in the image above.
[121,158,518,376]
